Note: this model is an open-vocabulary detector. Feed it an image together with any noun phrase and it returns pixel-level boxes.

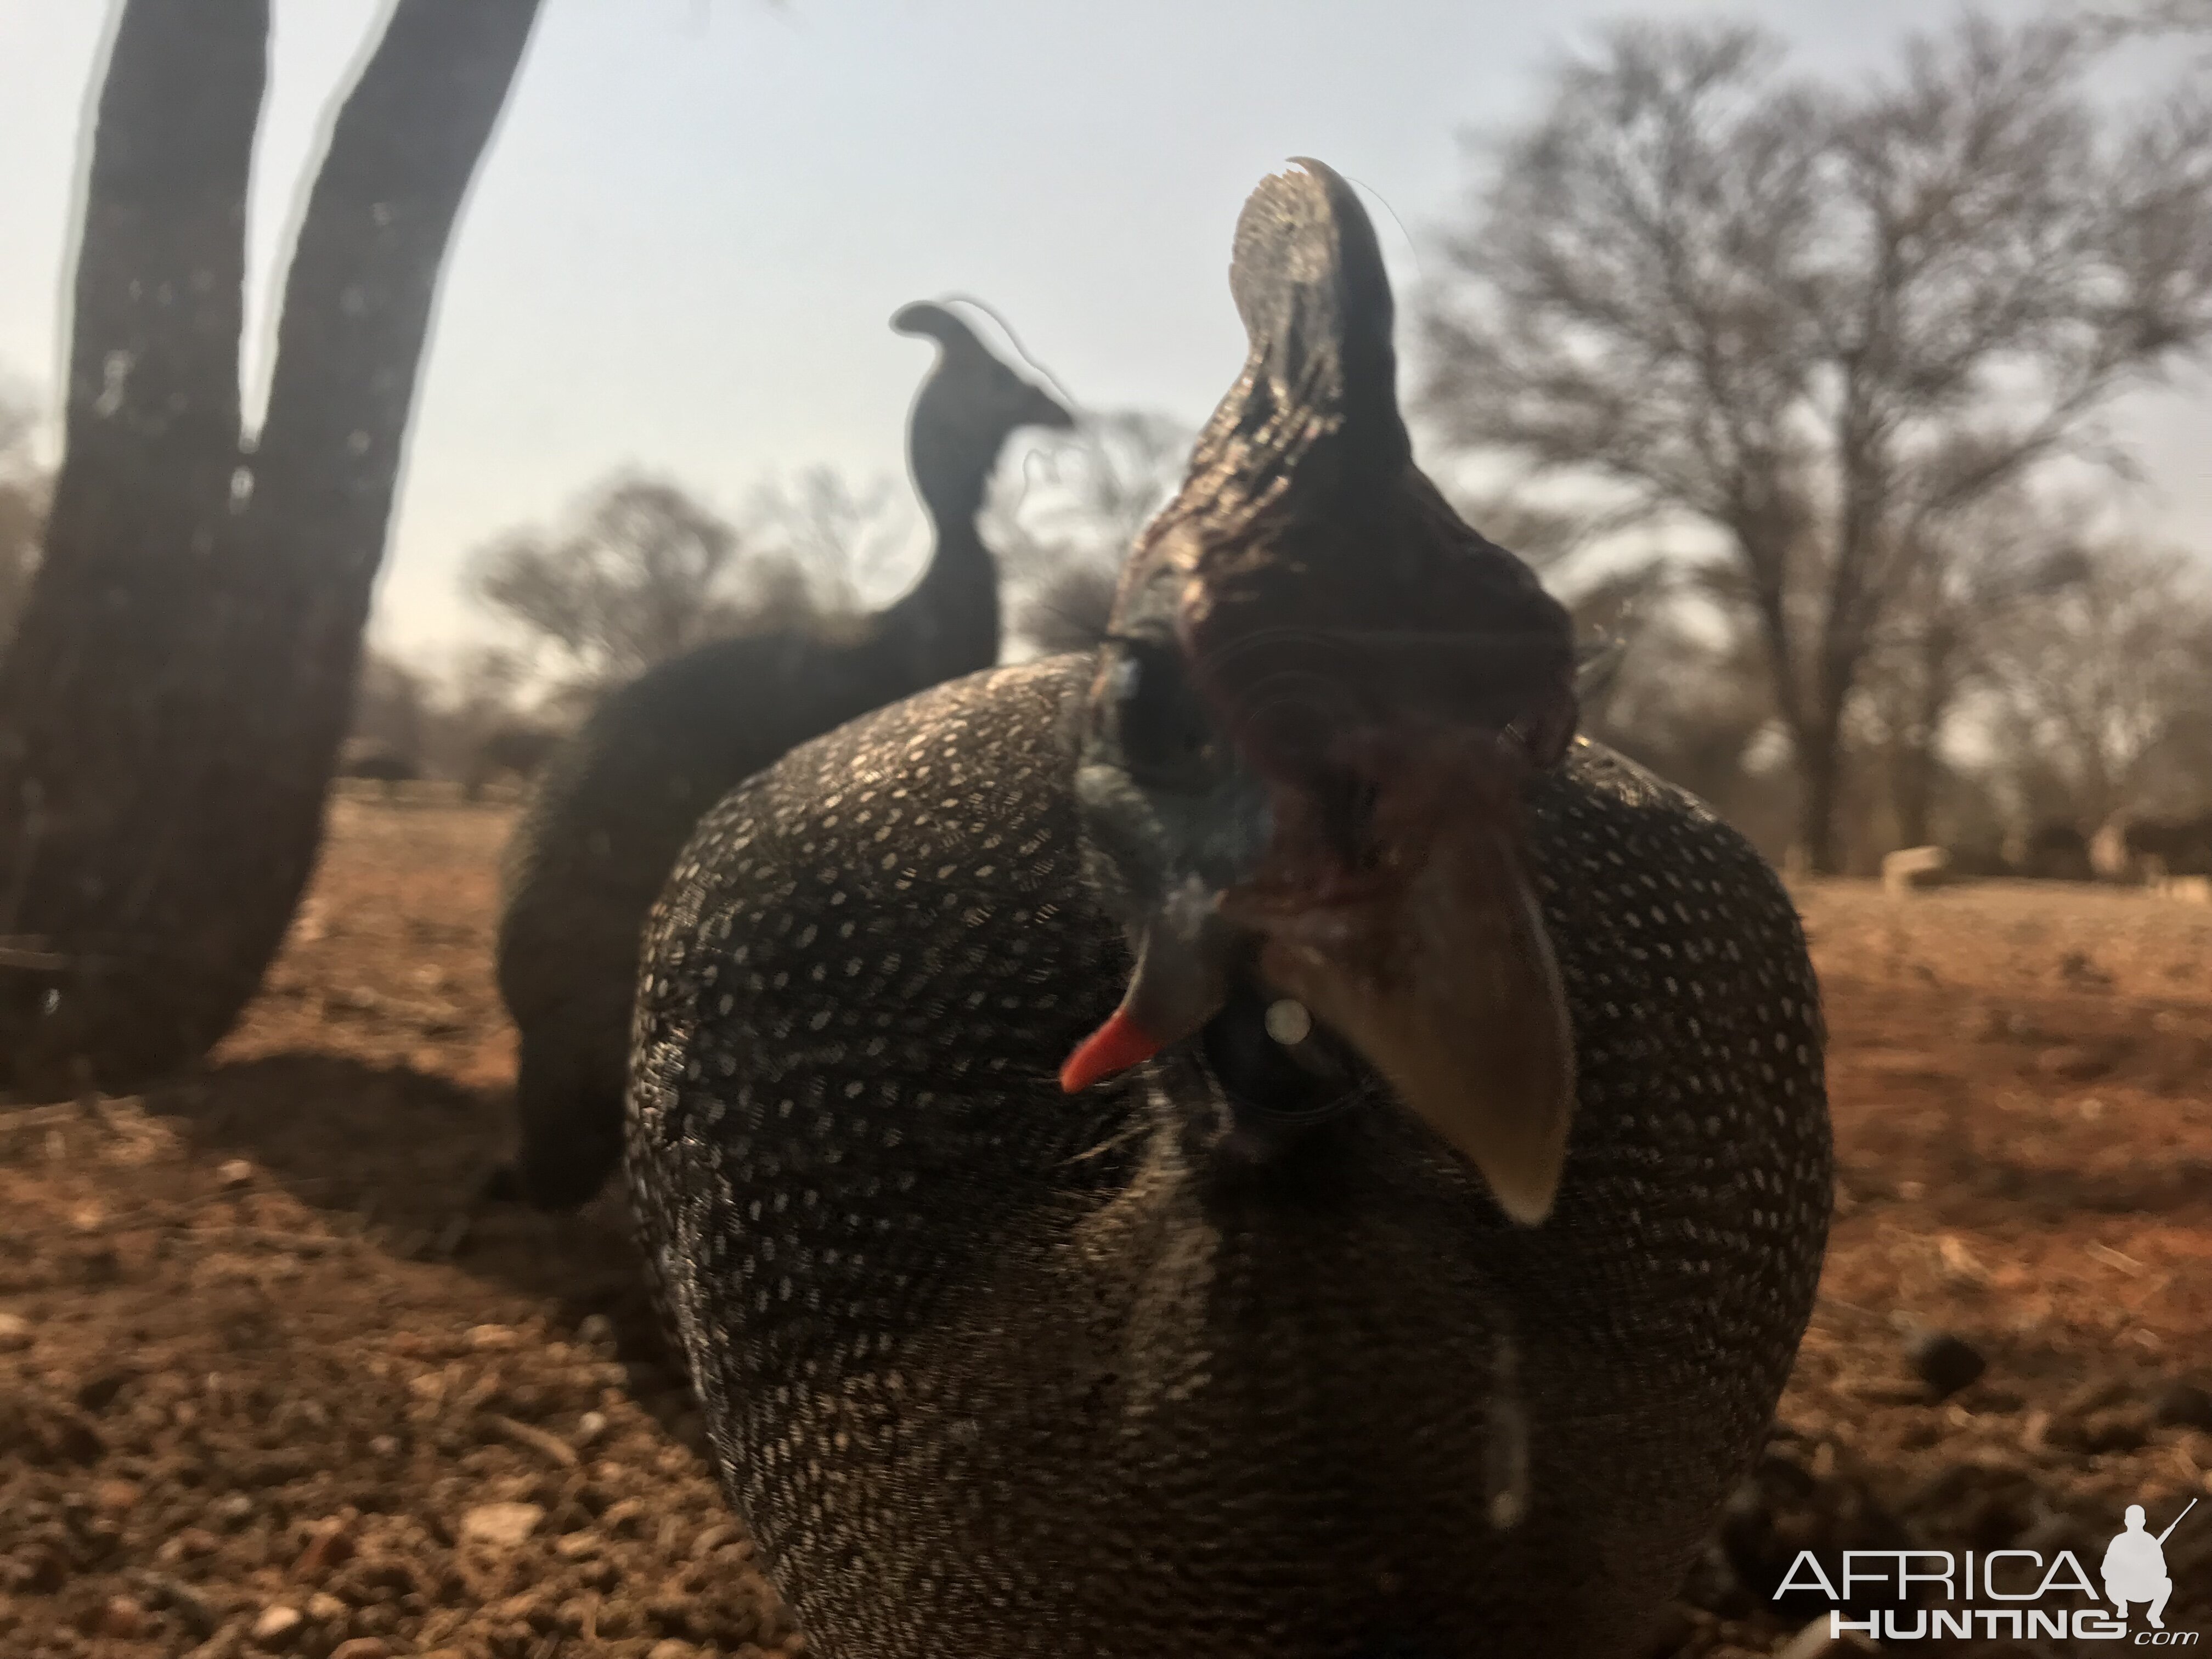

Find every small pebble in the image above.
[97,1596,145,1639]
[575,1410,609,1446]
[330,1642,393,1659]
[93,1478,140,1513]
[159,1527,219,1563]
[137,1571,216,1637]
[0,1311,30,1351]
[297,1519,356,1577]
[1905,1330,1986,1399]
[577,1313,617,1349]
[218,1158,256,1189]
[252,1605,304,1649]
[460,1500,545,1549]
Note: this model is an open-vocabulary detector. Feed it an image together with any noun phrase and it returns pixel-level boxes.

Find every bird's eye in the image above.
[1109,636,1216,786]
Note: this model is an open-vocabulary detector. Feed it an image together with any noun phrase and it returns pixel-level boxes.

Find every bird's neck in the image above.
[882,430,1007,679]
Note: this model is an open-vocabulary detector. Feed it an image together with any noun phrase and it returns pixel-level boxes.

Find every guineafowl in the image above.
[629,160,1830,1658]
[491,302,1073,1210]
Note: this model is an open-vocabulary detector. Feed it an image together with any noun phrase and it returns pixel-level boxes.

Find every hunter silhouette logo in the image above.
[1778,1497,2200,1643]
[2106,1500,2193,1632]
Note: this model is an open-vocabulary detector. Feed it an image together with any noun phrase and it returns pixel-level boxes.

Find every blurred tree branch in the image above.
[469,470,813,691]
[985,407,1195,656]
[1982,539,2212,827]
[743,464,912,616]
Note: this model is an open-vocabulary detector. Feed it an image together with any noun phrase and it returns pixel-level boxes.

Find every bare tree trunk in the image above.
[1890,740,1935,850]
[0,0,270,1087]
[0,0,540,1096]
[1794,714,1846,877]
[1739,526,1854,877]
[1889,641,1956,851]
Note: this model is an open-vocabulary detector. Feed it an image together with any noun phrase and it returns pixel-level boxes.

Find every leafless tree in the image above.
[1008,563,1112,658]
[1447,487,1679,682]
[743,464,913,615]
[348,647,430,761]
[1982,539,2212,828]
[991,408,1195,656]
[0,0,541,1093]
[2086,0,2212,40]
[417,644,545,792]
[469,471,806,691]
[1858,486,2094,847]
[1587,606,1780,816]
[1016,409,1194,561]
[1421,13,2212,870]
[443,644,534,732]
[349,643,557,798]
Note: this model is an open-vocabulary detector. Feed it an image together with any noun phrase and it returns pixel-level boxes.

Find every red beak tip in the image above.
[1058,1011,1164,1094]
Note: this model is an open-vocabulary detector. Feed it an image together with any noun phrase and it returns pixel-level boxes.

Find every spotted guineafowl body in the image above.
[630,656,1829,1658]
[629,160,1830,1657]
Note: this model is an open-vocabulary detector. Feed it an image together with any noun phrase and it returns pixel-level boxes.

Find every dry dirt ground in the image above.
[4,793,2210,1659]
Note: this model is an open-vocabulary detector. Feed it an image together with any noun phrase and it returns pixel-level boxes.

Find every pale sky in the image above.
[2,0,2207,674]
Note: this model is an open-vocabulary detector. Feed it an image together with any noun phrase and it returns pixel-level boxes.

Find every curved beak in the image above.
[1223,805,1575,1226]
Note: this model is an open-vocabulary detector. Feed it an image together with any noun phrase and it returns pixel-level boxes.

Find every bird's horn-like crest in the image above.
[1112,159,1573,764]
[1107,159,1418,637]
[890,299,979,351]
[1223,156,1408,488]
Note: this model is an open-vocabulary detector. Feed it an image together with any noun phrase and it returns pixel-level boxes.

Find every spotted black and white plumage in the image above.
[628,652,1831,1659]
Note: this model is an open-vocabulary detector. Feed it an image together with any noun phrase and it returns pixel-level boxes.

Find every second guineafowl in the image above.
[492,302,1073,1209]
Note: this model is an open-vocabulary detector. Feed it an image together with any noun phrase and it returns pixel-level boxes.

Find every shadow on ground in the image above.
[137,1051,675,1368]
